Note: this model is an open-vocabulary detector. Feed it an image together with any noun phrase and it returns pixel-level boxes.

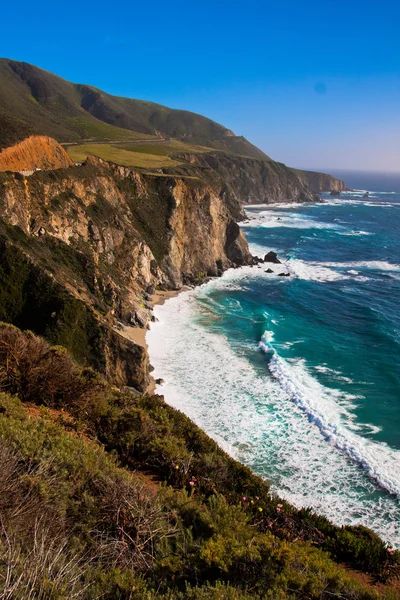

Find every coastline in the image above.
[140,197,400,549]
[118,288,190,394]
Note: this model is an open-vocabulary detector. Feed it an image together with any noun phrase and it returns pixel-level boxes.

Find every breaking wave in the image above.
[147,289,400,546]
[260,335,400,498]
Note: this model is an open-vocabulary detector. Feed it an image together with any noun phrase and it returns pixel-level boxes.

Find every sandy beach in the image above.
[116,288,189,394]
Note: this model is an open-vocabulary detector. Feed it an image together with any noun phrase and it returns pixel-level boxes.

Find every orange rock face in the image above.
[0,136,73,172]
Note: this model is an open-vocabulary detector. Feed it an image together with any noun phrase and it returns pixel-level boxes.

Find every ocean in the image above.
[146,170,400,547]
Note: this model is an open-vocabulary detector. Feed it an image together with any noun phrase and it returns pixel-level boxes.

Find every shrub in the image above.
[0,322,105,409]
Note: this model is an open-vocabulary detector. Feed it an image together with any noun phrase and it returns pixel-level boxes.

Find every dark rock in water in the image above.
[330,190,340,196]
[278,272,290,277]
[363,192,369,198]
[277,217,282,221]
[265,268,274,273]
[264,251,281,264]
[252,255,264,264]
[155,378,164,385]
[151,315,158,322]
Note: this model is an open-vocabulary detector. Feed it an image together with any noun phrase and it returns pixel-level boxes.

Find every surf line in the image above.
[259,333,400,500]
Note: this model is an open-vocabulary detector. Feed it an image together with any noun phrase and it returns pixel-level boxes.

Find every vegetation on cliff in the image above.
[0,322,398,599]
[0,59,344,200]
[0,157,251,390]
[0,59,266,159]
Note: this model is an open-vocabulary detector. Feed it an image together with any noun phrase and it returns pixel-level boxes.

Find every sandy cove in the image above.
[117,288,188,394]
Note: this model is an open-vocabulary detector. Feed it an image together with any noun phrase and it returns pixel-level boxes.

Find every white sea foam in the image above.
[320,261,400,272]
[323,198,395,208]
[244,212,341,231]
[314,365,355,384]
[338,230,374,236]
[285,259,347,281]
[264,346,400,497]
[147,285,400,547]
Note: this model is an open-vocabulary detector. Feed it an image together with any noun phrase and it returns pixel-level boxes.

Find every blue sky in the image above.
[2,0,399,172]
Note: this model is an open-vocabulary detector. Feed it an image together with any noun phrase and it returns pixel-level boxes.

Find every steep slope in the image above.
[0,106,35,149]
[0,156,251,388]
[0,59,267,158]
[172,152,318,206]
[294,168,346,193]
[0,327,397,599]
[0,135,73,171]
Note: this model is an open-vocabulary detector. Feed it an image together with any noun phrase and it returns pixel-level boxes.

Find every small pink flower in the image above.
[242,496,247,502]
[276,507,281,513]
[189,481,195,487]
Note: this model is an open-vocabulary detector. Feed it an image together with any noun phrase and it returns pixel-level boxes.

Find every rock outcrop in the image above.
[0,154,252,389]
[173,152,318,207]
[293,168,346,193]
[0,135,73,172]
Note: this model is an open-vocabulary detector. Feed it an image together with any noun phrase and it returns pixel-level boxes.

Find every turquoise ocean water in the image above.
[147,171,400,547]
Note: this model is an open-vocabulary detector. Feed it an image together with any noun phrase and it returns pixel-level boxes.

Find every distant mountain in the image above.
[0,59,267,159]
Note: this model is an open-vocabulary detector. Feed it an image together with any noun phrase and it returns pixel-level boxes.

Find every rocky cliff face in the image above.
[0,155,251,389]
[0,135,73,172]
[173,153,318,207]
[293,168,346,193]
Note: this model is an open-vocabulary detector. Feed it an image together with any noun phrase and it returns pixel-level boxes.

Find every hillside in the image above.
[0,323,398,599]
[294,168,346,193]
[0,59,346,203]
[0,59,267,159]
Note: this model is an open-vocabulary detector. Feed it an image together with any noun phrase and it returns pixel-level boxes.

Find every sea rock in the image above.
[264,251,281,264]
[265,268,274,273]
[278,272,290,277]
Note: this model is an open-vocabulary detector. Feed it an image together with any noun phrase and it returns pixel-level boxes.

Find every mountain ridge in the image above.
[0,58,346,200]
[0,58,267,159]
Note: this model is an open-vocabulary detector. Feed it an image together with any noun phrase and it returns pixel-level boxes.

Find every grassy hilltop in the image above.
[0,58,267,159]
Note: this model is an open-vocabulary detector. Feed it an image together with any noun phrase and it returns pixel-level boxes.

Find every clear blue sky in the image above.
[2,0,399,172]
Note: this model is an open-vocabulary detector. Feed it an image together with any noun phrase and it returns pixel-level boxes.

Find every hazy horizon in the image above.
[2,0,399,172]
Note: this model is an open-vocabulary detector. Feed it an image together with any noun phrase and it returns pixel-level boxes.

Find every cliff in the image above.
[0,155,251,389]
[293,168,346,193]
[173,152,319,207]
[0,135,73,172]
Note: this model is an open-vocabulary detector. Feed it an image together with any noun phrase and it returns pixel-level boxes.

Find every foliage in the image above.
[0,324,398,600]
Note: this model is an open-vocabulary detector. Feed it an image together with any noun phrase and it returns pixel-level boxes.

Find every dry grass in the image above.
[67,143,183,169]
[119,139,212,155]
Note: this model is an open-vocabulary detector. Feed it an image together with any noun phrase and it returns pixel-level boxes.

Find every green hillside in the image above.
[0,59,268,159]
[0,322,398,599]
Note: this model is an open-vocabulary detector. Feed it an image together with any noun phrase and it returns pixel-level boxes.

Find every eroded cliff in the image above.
[0,135,73,172]
[293,168,346,193]
[172,152,319,206]
[0,155,251,389]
